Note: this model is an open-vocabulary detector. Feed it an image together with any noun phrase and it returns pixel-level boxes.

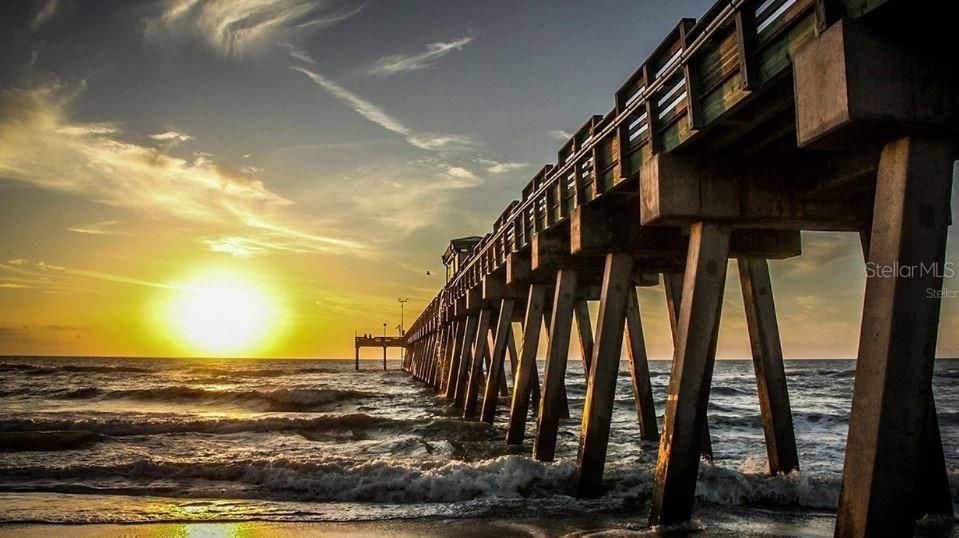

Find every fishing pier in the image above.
[354,335,405,371]
[399,0,956,534]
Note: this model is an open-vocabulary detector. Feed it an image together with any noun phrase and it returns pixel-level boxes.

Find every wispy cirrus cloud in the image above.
[477,157,528,175]
[547,129,572,141]
[149,130,194,146]
[290,65,471,151]
[31,0,60,32]
[145,0,364,61]
[368,36,472,77]
[0,83,366,257]
[67,220,133,236]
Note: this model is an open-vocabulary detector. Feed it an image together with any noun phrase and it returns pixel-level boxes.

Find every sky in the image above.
[0,0,957,359]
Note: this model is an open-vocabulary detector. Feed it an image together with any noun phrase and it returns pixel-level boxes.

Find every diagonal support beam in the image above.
[507,284,548,444]
[738,256,799,475]
[464,307,493,419]
[453,313,479,408]
[481,299,516,424]
[574,253,634,497]
[649,222,730,526]
[625,286,659,441]
[533,270,579,461]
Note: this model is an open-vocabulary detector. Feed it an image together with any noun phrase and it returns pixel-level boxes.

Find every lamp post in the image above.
[398,297,409,361]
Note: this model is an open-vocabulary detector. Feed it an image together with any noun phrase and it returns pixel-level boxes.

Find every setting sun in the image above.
[163,272,279,356]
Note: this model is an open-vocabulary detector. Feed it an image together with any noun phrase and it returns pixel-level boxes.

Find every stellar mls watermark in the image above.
[864,262,958,299]
[864,261,956,279]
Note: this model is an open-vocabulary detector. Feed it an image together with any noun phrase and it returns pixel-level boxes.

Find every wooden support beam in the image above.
[481,299,516,424]
[649,222,730,526]
[354,345,359,371]
[858,226,953,521]
[443,320,464,398]
[533,270,578,461]
[664,271,713,461]
[507,284,548,445]
[439,322,457,394]
[624,286,659,441]
[574,253,634,497]
[836,136,955,536]
[507,327,519,380]
[463,307,492,419]
[738,257,799,475]
[453,313,479,408]
[574,301,594,375]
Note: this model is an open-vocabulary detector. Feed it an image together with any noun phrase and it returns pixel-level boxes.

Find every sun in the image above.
[163,272,279,356]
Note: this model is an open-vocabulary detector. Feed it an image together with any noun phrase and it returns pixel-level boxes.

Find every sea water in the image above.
[0,357,956,531]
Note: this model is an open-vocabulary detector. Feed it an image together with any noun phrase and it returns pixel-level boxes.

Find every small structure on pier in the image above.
[354,335,406,371]
[443,237,483,283]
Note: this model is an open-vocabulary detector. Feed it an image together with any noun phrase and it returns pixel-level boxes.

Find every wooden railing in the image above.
[405,0,818,343]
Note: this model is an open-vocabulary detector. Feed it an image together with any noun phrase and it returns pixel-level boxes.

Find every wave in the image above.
[0,430,104,452]
[180,366,341,379]
[0,454,864,512]
[0,362,153,375]
[0,413,499,441]
[51,386,372,412]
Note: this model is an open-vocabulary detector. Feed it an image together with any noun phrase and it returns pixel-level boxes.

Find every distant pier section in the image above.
[354,335,406,371]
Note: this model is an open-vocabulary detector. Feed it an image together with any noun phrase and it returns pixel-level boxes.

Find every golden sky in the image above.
[1,0,957,359]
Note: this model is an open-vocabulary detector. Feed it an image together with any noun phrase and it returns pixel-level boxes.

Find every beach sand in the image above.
[0,508,843,537]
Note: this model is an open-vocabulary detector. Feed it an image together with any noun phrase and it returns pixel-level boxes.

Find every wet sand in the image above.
[0,508,842,537]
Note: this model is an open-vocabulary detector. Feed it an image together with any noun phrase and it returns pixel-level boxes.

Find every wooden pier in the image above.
[354,335,405,371]
[399,0,957,534]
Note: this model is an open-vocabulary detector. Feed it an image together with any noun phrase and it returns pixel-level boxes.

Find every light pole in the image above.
[398,297,409,361]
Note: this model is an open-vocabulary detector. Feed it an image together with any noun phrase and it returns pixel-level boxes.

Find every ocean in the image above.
[0,357,956,535]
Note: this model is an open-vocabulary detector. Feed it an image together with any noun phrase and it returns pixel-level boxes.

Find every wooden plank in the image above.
[735,6,758,90]
[837,137,955,536]
[574,253,634,497]
[649,222,730,526]
[533,270,579,462]
[507,284,548,444]
[738,257,799,474]
[481,299,516,424]
[625,286,659,441]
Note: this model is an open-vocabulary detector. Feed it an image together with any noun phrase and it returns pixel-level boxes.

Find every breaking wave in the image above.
[50,386,373,412]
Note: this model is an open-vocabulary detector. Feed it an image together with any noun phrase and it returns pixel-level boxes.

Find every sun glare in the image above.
[163,272,279,356]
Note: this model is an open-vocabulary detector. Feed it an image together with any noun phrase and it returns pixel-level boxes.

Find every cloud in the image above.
[6,259,27,266]
[477,158,528,175]
[0,283,31,289]
[1,258,181,294]
[150,130,194,146]
[67,220,133,236]
[547,130,572,141]
[145,0,364,62]
[32,0,60,32]
[291,66,471,151]
[0,83,366,256]
[368,36,472,77]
